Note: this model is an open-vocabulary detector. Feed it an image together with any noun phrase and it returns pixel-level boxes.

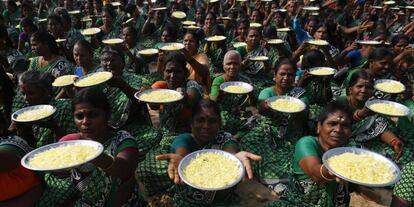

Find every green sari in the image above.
[265,136,351,207]
[63,28,84,51]
[240,87,309,187]
[29,56,73,78]
[3,48,28,74]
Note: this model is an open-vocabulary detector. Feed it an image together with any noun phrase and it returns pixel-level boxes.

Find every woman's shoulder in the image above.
[296,136,317,147]
[0,135,32,155]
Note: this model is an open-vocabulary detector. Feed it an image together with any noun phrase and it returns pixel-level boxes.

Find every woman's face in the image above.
[275,64,295,89]
[318,111,352,149]
[164,61,186,89]
[196,9,203,21]
[250,11,260,23]
[19,83,50,105]
[352,6,362,18]
[22,7,33,18]
[348,78,373,102]
[191,107,220,146]
[30,39,48,56]
[314,26,328,40]
[161,30,172,43]
[73,44,92,67]
[204,14,215,28]
[101,52,124,77]
[183,34,198,53]
[47,19,63,37]
[237,23,248,37]
[74,103,109,140]
[122,28,135,45]
[102,11,114,26]
[274,13,284,26]
[246,29,260,46]
[393,38,409,54]
[223,53,241,79]
[369,55,393,77]
[155,11,164,24]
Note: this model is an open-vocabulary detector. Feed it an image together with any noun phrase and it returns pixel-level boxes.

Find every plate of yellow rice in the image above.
[12,105,56,123]
[267,96,306,113]
[220,81,253,94]
[366,99,410,117]
[135,89,184,104]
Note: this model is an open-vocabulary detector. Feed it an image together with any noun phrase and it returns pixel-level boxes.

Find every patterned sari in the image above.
[28,56,73,78]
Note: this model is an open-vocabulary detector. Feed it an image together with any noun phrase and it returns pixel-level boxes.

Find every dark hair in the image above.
[161,25,178,41]
[301,49,325,70]
[205,12,217,23]
[6,0,18,10]
[263,25,278,39]
[74,39,94,55]
[250,9,263,22]
[20,18,38,31]
[101,45,125,64]
[47,14,64,26]
[318,100,353,124]
[0,26,13,48]
[18,71,54,95]
[163,51,188,75]
[391,34,409,46]
[184,31,200,47]
[274,58,297,74]
[247,27,262,38]
[59,12,72,26]
[103,5,117,19]
[123,26,138,41]
[368,47,393,61]
[31,30,60,55]
[347,70,373,95]
[191,99,221,123]
[72,88,111,115]
[0,67,14,119]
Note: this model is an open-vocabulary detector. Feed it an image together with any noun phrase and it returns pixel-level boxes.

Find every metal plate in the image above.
[267,39,285,45]
[233,42,247,48]
[309,67,337,76]
[55,38,67,43]
[277,27,292,32]
[366,99,411,117]
[307,39,329,46]
[74,71,113,88]
[152,7,167,11]
[182,20,196,25]
[205,35,227,42]
[52,75,78,87]
[159,43,185,51]
[102,38,124,45]
[250,23,262,28]
[267,96,306,113]
[138,48,159,56]
[374,79,405,94]
[21,140,104,171]
[135,89,184,104]
[12,105,56,123]
[303,6,320,11]
[322,147,401,187]
[220,81,253,94]
[249,56,269,61]
[81,27,101,36]
[357,40,382,45]
[172,11,186,19]
[178,149,245,191]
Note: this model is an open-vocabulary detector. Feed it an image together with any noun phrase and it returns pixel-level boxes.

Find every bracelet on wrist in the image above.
[320,164,334,181]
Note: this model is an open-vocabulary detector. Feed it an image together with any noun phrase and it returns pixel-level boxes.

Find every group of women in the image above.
[1,0,414,206]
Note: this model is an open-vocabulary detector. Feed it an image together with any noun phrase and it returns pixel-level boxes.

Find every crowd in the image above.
[1,0,414,206]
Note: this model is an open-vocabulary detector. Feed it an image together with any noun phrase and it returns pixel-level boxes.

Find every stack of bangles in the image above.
[390,138,402,148]
[320,164,334,181]
[100,155,115,171]
[353,110,363,121]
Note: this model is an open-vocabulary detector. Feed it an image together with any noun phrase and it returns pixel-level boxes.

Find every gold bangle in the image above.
[319,164,334,181]
[101,155,115,171]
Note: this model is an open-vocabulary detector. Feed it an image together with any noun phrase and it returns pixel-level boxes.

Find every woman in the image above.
[205,25,228,77]
[262,26,292,69]
[0,26,28,75]
[29,30,73,78]
[17,18,37,57]
[47,14,83,61]
[195,8,205,27]
[240,59,309,193]
[237,28,272,92]
[0,114,43,207]
[183,32,211,92]
[12,71,77,148]
[337,70,406,164]
[96,6,121,41]
[156,99,261,206]
[141,9,167,48]
[154,25,178,49]
[209,51,255,136]
[266,101,354,207]
[56,88,147,206]
[98,46,158,152]
[121,26,148,75]
[151,52,203,133]
[2,0,20,26]
[73,40,100,77]
[231,20,249,43]
[202,12,217,37]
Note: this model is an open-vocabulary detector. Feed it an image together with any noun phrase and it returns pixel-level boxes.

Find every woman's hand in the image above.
[392,139,403,160]
[242,55,251,66]
[235,151,262,179]
[156,153,183,184]
[297,70,313,87]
